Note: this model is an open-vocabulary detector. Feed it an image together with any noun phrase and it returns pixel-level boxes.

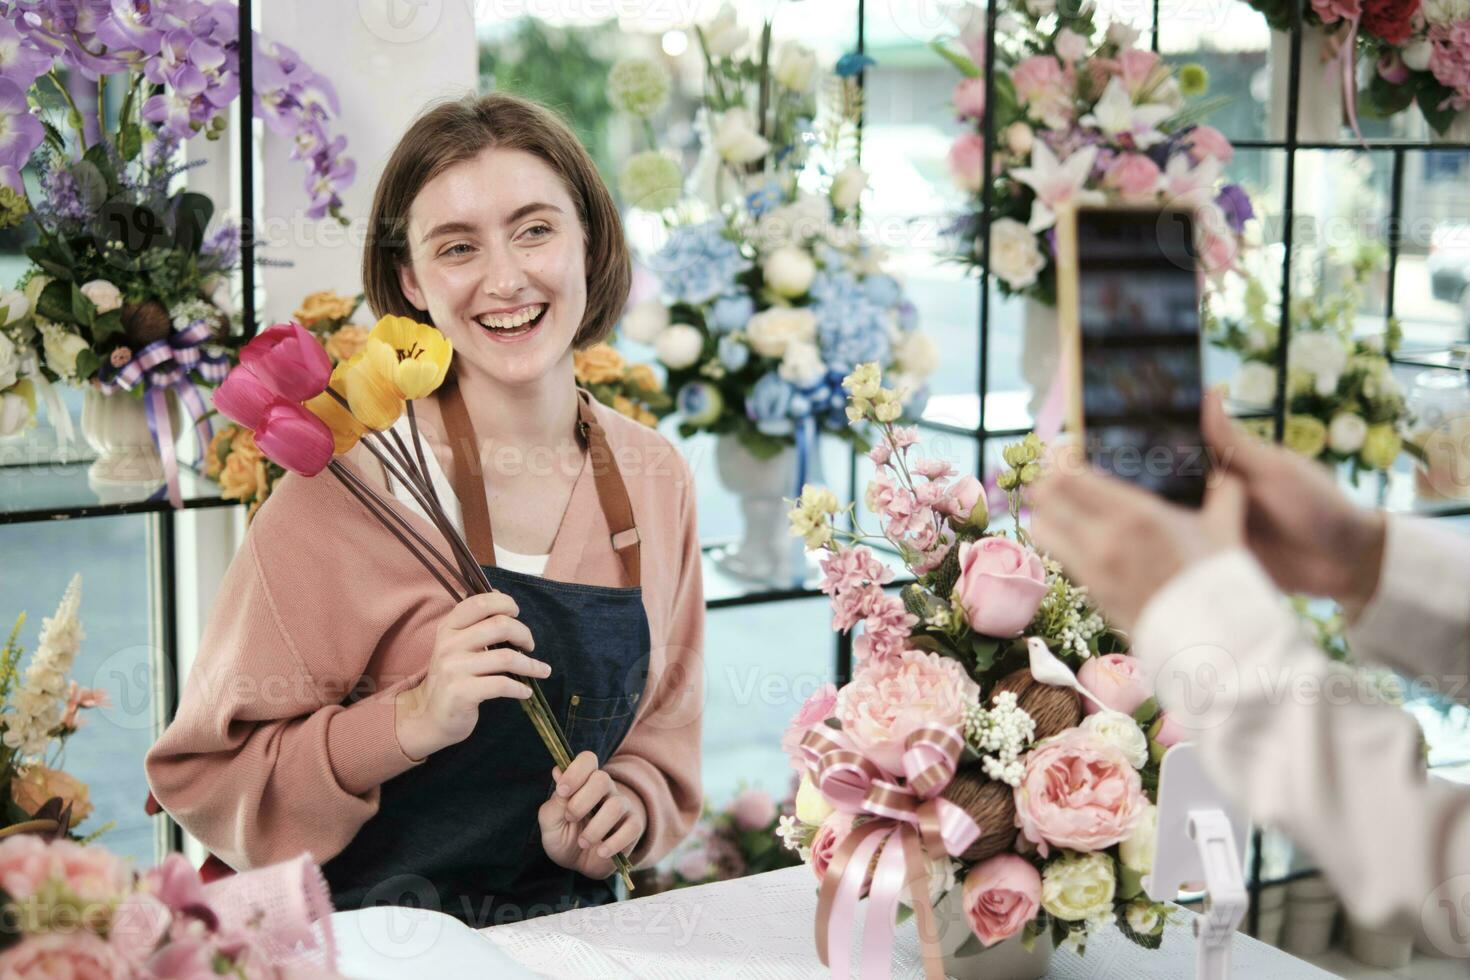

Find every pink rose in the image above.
[1185,124,1235,164]
[0,833,55,901]
[0,932,130,979]
[1104,153,1162,198]
[730,789,778,831]
[1150,711,1188,748]
[1014,730,1148,855]
[947,133,986,192]
[48,839,132,905]
[836,650,981,775]
[946,474,985,525]
[1077,653,1151,717]
[782,683,838,775]
[953,76,987,120]
[953,537,1049,638]
[810,811,856,882]
[962,854,1042,946]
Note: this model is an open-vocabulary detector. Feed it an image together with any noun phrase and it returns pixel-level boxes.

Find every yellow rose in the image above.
[574,344,627,385]
[1283,415,1327,459]
[294,290,357,328]
[204,425,238,480]
[219,442,269,503]
[612,394,638,419]
[1360,423,1402,470]
[626,363,659,394]
[324,324,369,363]
[11,766,93,828]
[636,407,658,428]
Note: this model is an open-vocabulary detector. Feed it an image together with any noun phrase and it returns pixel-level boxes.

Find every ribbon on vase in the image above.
[799,725,981,980]
[97,317,230,508]
[1326,18,1367,145]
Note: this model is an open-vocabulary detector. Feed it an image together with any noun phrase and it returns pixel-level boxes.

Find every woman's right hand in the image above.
[394,590,550,761]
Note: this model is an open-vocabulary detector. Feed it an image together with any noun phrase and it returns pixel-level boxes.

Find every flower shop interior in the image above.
[0,0,1468,977]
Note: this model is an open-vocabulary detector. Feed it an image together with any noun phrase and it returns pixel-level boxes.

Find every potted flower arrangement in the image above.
[1208,243,1415,478]
[936,7,1251,420]
[0,3,355,503]
[779,365,1175,977]
[608,3,937,582]
[1365,0,1470,140]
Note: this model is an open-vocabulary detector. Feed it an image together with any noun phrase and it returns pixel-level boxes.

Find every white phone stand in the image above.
[1143,743,1250,980]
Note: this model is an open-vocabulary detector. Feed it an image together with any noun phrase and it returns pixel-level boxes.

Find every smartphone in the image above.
[1055,203,1209,507]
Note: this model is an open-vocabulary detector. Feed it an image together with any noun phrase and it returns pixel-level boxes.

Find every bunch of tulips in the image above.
[211,316,634,890]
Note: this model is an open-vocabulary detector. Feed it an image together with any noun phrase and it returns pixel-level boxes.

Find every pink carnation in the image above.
[853,593,918,663]
[782,683,839,775]
[830,585,878,633]
[836,650,981,775]
[818,546,894,599]
[1014,730,1148,855]
[0,932,130,979]
[962,854,1042,946]
[1077,653,1152,717]
[1429,23,1470,108]
[913,457,955,480]
[868,442,891,466]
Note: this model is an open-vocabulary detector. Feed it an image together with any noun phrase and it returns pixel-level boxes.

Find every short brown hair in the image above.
[362,92,630,349]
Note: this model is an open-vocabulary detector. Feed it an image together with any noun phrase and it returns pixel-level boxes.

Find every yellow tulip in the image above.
[369,315,453,399]
[305,362,369,454]
[343,348,405,430]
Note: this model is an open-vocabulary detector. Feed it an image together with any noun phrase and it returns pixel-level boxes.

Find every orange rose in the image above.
[11,766,93,828]
[636,407,658,427]
[324,324,369,363]
[574,344,627,385]
[218,437,269,504]
[612,394,639,419]
[626,363,660,394]
[293,290,357,328]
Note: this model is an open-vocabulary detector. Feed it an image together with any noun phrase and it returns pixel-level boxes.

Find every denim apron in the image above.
[322,374,650,927]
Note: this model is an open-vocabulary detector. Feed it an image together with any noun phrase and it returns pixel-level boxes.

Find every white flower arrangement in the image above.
[2,575,83,762]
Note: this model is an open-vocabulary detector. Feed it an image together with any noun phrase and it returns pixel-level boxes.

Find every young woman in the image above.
[145,93,705,925]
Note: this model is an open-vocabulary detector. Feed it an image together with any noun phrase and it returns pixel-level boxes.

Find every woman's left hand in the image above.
[538,751,645,879]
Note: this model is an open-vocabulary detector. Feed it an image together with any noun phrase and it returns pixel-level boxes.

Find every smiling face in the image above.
[396,146,588,388]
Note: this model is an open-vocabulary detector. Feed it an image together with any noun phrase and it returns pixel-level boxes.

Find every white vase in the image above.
[1020,298,1059,421]
[712,432,821,585]
[81,386,181,487]
[927,886,1055,980]
[1269,28,1345,143]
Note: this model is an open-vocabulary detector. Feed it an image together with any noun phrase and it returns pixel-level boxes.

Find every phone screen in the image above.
[1075,207,1207,507]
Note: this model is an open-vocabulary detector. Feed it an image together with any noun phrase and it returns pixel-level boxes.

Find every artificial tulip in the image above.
[213,364,283,431]
[239,321,332,402]
[305,362,368,455]
[342,349,404,430]
[368,315,453,398]
[253,401,335,477]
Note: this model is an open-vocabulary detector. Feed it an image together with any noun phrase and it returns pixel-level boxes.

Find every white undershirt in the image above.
[492,544,550,577]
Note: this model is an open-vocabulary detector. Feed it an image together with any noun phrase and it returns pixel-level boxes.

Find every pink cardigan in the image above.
[145,395,705,873]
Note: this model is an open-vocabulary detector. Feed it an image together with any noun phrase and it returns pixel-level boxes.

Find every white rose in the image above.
[1422,0,1470,25]
[1107,22,1142,47]
[1041,852,1116,922]
[1004,122,1034,156]
[1327,412,1368,455]
[1402,38,1433,71]
[756,193,831,251]
[1119,802,1158,874]
[1082,710,1149,769]
[0,332,17,391]
[779,339,826,387]
[0,390,30,437]
[621,299,670,345]
[1126,902,1164,936]
[773,42,817,92]
[830,164,868,212]
[39,321,89,382]
[1288,332,1348,396]
[79,279,122,314]
[0,289,28,325]
[1231,361,1277,407]
[895,330,938,379]
[712,107,771,165]
[763,246,816,298]
[654,323,704,370]
[703,3,748,59]
[990,218,1046,289]
[745,307,816,359]
[794,774,833,825]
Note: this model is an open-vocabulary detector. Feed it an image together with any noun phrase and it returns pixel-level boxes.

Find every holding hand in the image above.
[539,751,645,880]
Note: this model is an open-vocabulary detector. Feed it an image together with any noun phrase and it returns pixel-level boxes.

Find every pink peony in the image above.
[47,840,132,906]
[0,932,130,979]
[953,537,1049,638]
[1014,730,1148,855]
[947,133,986,192]
[1429,23,1470,109]
[781,683,838,775]
[962,854,1042,946]
[852,593,918,663]
[1077,653,1152,717]
[0,833,55,901]
[1310,0,1361,24]
[1104,153,1163,198]
[953,76,987,120]
[1185,125,1235,164]
[810,811,856,882]
[729,789,778,831]
[836,650,981,775]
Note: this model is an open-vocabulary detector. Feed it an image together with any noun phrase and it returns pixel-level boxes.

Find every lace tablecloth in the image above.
[482,866,1339,979]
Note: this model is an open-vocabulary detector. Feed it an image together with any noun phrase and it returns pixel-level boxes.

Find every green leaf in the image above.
[73,346,101,382]
[173,192,214,254]
[970,635,1000,672]
[1416,77,1459,133]
[70,282,97,328]
[1117,864,1145,901]
[118,122,142,161]
[37,279,73,321]
[92,309,124,344]
[907,633,952,655]
[34,259,74,283]
[39,117,66,153]
[893,903,914,926]
[929,39,981,78]
[951,931,984,959]
[1131,697,1159,726]
[71,160,108,211]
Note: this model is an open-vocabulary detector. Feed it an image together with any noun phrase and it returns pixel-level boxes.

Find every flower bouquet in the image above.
[572,342,673,429]
[212,316,635,889]
[609,4,936,467]
[779,365,1176,974]
[1209,243,1415,477]
[644,787,803,893]
[0,835,341,977]
[0,294,40,439]
[0,575,110,841]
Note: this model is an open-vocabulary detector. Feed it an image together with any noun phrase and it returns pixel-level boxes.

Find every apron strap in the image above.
[438,369,642,586]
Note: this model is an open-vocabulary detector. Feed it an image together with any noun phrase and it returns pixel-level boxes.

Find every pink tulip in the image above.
[253,401,335,476]
[239,321,332,402]
[212,366,283,431]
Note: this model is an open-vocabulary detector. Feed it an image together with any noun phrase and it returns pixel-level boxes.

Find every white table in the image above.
[480,866,1342,979]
